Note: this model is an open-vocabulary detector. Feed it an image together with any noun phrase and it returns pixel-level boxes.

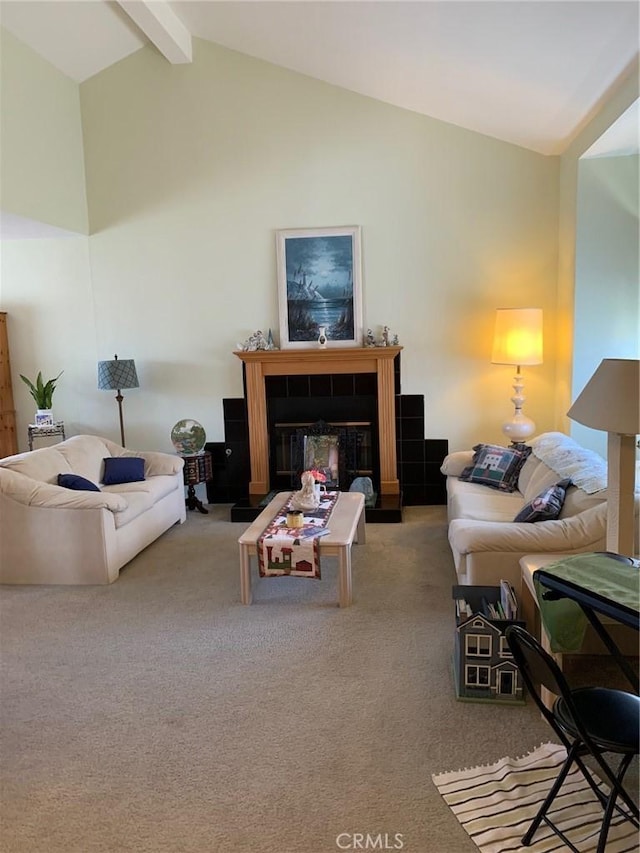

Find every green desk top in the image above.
[534,553,640,653]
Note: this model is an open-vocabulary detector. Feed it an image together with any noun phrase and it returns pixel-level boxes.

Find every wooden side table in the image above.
[28,421,66,451]
[182,451,213,514]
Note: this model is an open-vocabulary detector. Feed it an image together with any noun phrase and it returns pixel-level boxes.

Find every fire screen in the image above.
[290,420,359,490]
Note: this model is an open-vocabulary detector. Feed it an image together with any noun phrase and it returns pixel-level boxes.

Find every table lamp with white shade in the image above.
[567,358,640,557]
[491,308,543,443]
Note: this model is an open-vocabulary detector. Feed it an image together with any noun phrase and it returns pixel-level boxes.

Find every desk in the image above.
[534,552,639,694]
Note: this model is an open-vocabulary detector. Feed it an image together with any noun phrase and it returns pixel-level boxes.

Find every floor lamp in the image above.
[97,354,139,447]
[567,358,640,557]
[491,308,543,443]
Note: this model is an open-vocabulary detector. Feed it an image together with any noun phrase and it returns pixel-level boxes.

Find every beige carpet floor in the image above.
[0,505,630,853]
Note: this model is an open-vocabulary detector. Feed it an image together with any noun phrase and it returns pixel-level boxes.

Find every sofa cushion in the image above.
[58,473,101,492]
[459,443,531,492]
[102,457,145,485]
[560,485,608,518]
[448,478,524,522]
[514,478,571,523]
[111,490,155,528]
[515,453,540,497]
[57,434,117,484]
[102,475,178,503]
[0,447,73,484]
[522,458,565,503]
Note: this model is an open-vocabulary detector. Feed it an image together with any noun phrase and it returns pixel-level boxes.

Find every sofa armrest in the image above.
[0,468,128,512]
[440,450,474,477]
[448,503,607,555]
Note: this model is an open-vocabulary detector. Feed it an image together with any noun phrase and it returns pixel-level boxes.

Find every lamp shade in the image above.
[97,356,139,391]
[491,308,543,366]
[567,358,640,435]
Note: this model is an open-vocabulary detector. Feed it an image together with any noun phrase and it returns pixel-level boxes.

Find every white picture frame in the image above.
[276,225,363,349]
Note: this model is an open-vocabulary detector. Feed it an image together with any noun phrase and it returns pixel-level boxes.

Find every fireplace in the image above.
[233,346,402,496]
[206,346,448,522]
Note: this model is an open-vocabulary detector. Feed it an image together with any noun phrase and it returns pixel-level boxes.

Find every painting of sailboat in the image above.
[276,226,363,348]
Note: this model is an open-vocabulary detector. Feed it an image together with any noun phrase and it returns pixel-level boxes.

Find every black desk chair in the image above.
[505,624,639,853]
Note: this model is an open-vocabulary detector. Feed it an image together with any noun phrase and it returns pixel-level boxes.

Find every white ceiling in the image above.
[0,0,638,156]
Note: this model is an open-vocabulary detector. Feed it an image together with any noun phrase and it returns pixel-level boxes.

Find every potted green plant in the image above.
[20,370,63,424]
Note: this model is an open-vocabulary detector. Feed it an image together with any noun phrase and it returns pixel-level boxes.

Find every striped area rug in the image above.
[432,742,638,852]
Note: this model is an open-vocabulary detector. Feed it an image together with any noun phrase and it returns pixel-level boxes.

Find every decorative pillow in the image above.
[514,478,572,523]
[459,443,532,492]
[102,456,145,485]
[58,473,100,492]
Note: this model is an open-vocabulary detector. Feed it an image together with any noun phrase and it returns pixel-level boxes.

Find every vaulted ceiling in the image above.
[1,0,638,156]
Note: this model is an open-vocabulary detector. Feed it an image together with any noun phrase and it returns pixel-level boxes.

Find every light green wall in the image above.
[0,28,88,234]
[3,36,561,454]
[557,59,639,443]
[572,154,639,456]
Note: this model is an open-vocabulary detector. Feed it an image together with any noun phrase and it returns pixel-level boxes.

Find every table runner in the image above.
[258,491,339,579]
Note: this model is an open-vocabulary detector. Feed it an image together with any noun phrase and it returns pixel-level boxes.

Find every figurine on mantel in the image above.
[364,326,400,347]
[237,329,279,352]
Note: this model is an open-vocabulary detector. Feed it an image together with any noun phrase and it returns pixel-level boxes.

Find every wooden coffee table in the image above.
[238,491,366,607]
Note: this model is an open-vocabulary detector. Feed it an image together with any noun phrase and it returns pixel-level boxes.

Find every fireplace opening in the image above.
[266,385,378,493]
[271,420,376,491]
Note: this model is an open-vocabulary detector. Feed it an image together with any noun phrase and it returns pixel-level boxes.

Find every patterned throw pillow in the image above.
[459,443,532,492]
[513,478,572,523]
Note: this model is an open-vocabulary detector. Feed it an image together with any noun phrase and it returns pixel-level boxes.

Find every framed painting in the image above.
[276,225,363,348]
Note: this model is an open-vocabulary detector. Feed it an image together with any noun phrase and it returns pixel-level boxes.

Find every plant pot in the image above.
[35,409,54,426]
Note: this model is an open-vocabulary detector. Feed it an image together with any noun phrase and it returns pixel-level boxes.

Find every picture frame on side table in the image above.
[34,411,54,426]
[276,225,363,348]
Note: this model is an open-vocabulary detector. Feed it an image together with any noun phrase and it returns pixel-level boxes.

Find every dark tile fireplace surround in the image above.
[206,360,447,522]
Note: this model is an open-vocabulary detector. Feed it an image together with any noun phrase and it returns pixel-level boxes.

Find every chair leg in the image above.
[591,750,639,824]
[522,743,580,845]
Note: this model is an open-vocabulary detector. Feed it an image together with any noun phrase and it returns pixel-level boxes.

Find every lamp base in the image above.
[500,369,536,444]
[501,414,536,444]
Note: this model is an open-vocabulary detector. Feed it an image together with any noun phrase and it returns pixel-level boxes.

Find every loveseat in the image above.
[0,434,185,584]
[440,432,620,589]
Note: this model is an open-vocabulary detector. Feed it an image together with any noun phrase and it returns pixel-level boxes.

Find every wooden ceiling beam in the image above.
[117,1,192,65]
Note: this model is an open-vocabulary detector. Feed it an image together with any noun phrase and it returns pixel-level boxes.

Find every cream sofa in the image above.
[0,434,185,584]
[440,432,615,589]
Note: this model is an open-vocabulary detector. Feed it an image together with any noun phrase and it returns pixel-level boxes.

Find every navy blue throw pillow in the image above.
[102,456,145,485]
[58,473,100,492]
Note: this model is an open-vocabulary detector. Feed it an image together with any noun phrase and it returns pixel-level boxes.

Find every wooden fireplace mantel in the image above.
[234,346,402,496]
